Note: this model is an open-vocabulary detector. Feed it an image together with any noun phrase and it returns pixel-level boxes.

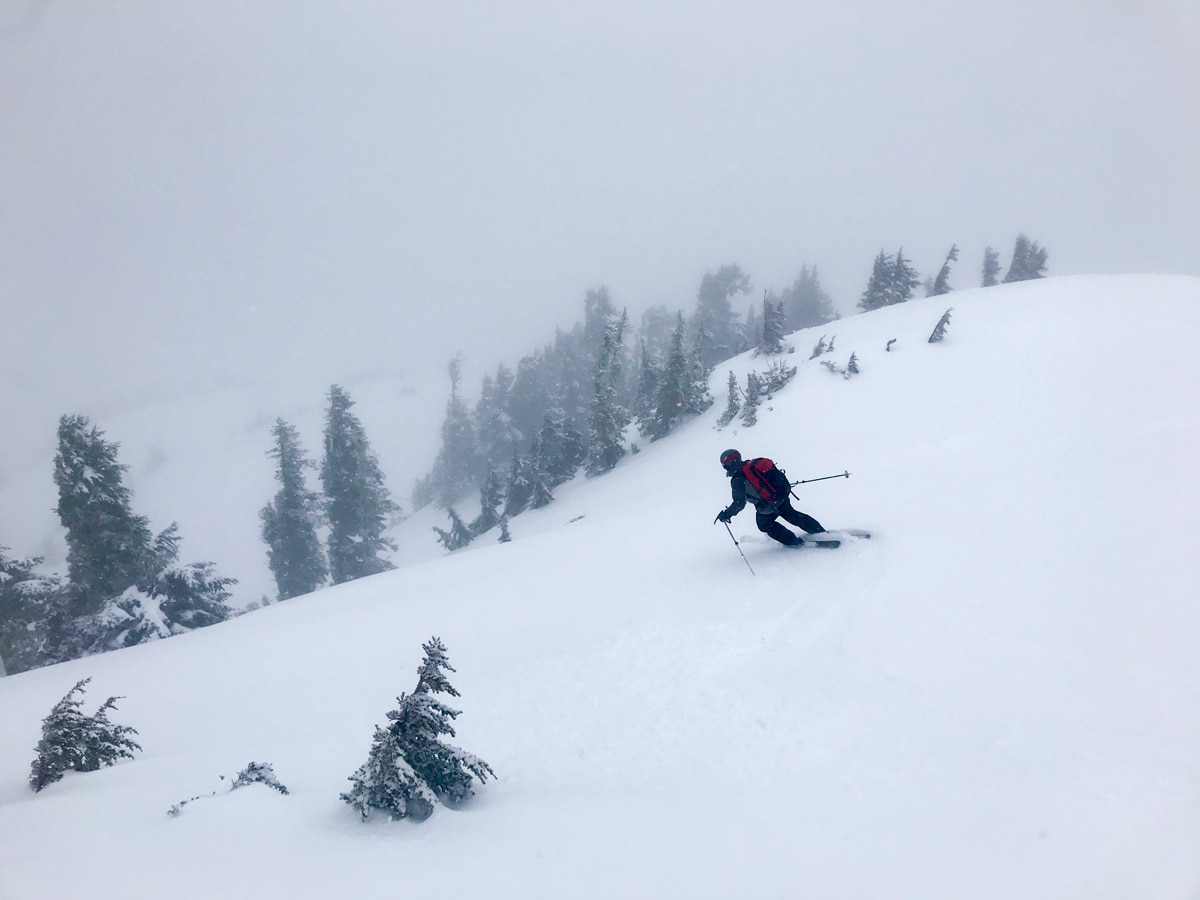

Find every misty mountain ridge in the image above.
[1,273,1199,898]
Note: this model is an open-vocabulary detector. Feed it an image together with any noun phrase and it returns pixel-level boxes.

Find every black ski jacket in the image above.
[721,464,777,518]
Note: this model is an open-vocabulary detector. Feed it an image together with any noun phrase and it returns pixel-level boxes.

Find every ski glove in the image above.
[716,508,734,524]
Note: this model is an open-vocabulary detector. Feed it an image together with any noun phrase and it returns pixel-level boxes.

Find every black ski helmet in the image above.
[720,448,742,473]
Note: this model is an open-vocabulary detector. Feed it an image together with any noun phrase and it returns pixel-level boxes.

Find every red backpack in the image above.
[742,457,791,505]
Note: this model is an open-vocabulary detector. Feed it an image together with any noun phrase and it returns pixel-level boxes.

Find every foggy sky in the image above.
[2,0,1198,478]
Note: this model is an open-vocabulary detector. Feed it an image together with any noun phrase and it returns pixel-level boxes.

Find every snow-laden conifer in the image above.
[54,415,154,610]
[261,419,327,601]
[0,548,62,674]
[1003,233,1049,283]
[741,372,762,427]
[981,246,1001,287]
[929,244,959,296]
[642,312,692,441]
[321,385,397,584]
[715,371,741,430]
[433,509,474,551]
[29,678,141,792]
[928,308,954,343]
[756,293,787,355]
[779,265,837,330]
[692,264,750,372]
[341,638,494,822]
[468,470,505,537]
[427,356,482,506]
[585,312,629,476]
[51,416,233,659]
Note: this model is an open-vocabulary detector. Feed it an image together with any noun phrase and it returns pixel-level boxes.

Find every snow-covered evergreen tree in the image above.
[321,385,397,585]
[427,356,481,506]
[929,244,959,296]
[433,509,474,552]
[52,416,232,658]
[54,415,155,613]
[468,470,505,537]
[760,360,798,394]
[474,364,520,480]
[715,371,741,429]
[741,301,760,353]
[0,548,63,675]
[585,312,629,476]
[928,308,954,343]
[891,248,920,305]
[505,350,552,446]
[630,340,662,427]
[1003,233,1049,283]
[693,264,750,372]
[29,678,141,792]
[533,410,586,488]
[981,246,1002,287]
[641,313,688,441]
[582,285,617,362]
[757,293,787,355]
[858,250,894,312]
[341,637,494,822]
[260,419,327,601]
[859,249,919,311]
[154,562,235,629]
[741,372,762,427]
[780,265,837,330]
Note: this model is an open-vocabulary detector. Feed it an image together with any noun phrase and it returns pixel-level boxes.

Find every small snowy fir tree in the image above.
[260,419,327,601]
[30,678,141,792]
[756,292,786,355]
[503,451,535,519]
[1,548,62,675]
[321,385,398,584]
[585,312,629,475]
[715,371,741,429]
[427,355,482,507]
[760,360,798,394]
[779,264,837,331]
[810,335,827,359]
[846,353,860,375]
[468,470,505,537]
[168,761,290,817]
[981,246,1001,287]
[928,244,958,296]
[433,508,474,552]
[928,308,954,343]
[1003,233,1049,282]
[497,516,512,543]
[642,313,688,441]
[341,637,494,822]
[154,562,235,629]
[740,372,761,427]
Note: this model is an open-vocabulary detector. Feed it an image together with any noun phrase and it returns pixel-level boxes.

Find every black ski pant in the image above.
[755,497,824,546]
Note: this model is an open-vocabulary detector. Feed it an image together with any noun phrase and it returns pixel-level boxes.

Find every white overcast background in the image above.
[1,0,1198,483]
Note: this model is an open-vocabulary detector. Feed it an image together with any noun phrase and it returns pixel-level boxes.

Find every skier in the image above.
[715,448,827,547]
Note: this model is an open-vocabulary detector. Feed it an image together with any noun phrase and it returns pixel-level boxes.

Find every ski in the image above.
[796,537,841,549]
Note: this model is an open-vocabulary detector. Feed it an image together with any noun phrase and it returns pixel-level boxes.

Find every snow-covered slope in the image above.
[2,275,1199,899]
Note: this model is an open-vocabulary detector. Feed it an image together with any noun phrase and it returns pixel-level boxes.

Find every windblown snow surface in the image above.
[2,275,1199,899]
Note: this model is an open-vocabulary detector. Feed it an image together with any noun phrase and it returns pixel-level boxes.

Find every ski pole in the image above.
[719,520,756,576]
[789,470,851,487]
